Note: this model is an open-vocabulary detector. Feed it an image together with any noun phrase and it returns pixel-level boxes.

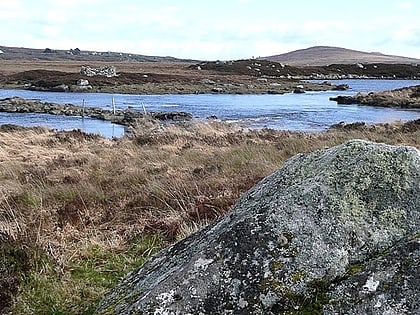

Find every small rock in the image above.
[211,87,223,93]
[201,78,216,85]
[257,78,268,82]
[77,79,90,86]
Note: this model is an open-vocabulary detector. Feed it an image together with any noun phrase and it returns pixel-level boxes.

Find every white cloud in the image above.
[1,0,420,60]
[396,1,412,9]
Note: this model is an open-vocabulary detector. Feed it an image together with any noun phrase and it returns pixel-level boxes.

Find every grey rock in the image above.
[211,87,223,93]
[96,140,420,315]
[200,78,216,85]
[324,235,419,315]
[331,83,349,91]
[80,65,118,77]
[77,79,90,86]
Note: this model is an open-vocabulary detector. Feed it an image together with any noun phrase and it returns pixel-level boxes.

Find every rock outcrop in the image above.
[330,85,420,108]
[80,65,118,77]
[0,97,192,127]
[96,140,420,314]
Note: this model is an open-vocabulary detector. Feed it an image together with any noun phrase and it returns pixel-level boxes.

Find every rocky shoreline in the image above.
[330,85,420,108]
[0,97,193,127]
[0,74,334,95]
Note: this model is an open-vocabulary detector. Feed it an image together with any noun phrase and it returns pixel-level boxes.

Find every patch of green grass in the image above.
[12,234,166,315]
[0,239,31,314]
[14,191,42,207]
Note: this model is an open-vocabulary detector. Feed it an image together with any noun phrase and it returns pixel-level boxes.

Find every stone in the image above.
[331,83,349,91]
[201,78,216,85]
[330,95,357,104]
[75,79,92,91]
[96,140,420,314]
[257,78,268,82]
[77,79,90,86]
[293,87,305,93]
[80,65,117,77]
[324,235,420,314]
[211,87,223,93]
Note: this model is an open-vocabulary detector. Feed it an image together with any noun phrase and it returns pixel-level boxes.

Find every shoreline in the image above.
[0,97,193,128]
[330,84,420,108]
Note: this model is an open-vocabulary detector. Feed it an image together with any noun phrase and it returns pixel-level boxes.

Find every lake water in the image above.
[1,79,419,137]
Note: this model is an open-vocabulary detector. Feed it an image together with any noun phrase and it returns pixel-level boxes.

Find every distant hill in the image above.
[262,46,420,66]
[0,45,197,63]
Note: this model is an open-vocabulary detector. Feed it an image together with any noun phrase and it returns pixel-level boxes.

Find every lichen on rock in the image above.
[96,140,420,315]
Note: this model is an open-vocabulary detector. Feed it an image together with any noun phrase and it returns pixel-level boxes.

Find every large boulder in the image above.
[96,140,420,314]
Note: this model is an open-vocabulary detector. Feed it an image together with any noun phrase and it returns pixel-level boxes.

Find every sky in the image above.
[1,0,419,60]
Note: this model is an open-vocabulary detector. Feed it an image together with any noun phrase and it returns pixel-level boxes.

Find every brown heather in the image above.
[0,119,419,314]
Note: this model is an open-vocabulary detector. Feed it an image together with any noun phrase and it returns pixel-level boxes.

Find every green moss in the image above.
[291,271,305,283]
[341,263,362,279]
[373,247,391,259]
[225,302,234,310]
[281,279,331,315]
[259,276,331,315]
[269,261,285,272]
[0,240,32,313]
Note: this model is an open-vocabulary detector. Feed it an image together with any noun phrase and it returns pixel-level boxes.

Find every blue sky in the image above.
[1,0,419,60]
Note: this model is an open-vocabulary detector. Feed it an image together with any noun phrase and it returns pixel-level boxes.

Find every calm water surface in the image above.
[0,79,419,137]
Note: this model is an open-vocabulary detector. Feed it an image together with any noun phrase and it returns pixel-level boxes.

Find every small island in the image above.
[330,85,420,108]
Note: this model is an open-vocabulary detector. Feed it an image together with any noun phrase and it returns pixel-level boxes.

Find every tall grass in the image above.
[0,120,419,314]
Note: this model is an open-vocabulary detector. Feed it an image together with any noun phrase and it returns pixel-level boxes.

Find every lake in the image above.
[1,79,419,137]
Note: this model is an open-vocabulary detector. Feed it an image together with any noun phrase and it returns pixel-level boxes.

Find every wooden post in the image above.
[112,97,116,115]
[82,99,85,117]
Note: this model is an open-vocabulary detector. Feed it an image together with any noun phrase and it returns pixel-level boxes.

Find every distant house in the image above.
[0,49,4,54]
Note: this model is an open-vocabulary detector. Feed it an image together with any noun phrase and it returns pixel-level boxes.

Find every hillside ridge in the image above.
[2,44,420,66]
[0,45,197,63]
[262,45,420,66]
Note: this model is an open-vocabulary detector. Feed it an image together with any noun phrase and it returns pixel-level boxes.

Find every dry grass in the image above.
[0,120,419,314]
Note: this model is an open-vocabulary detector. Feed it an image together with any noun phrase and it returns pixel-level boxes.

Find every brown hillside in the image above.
[0,45,197,63]
[263,46,420,66]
